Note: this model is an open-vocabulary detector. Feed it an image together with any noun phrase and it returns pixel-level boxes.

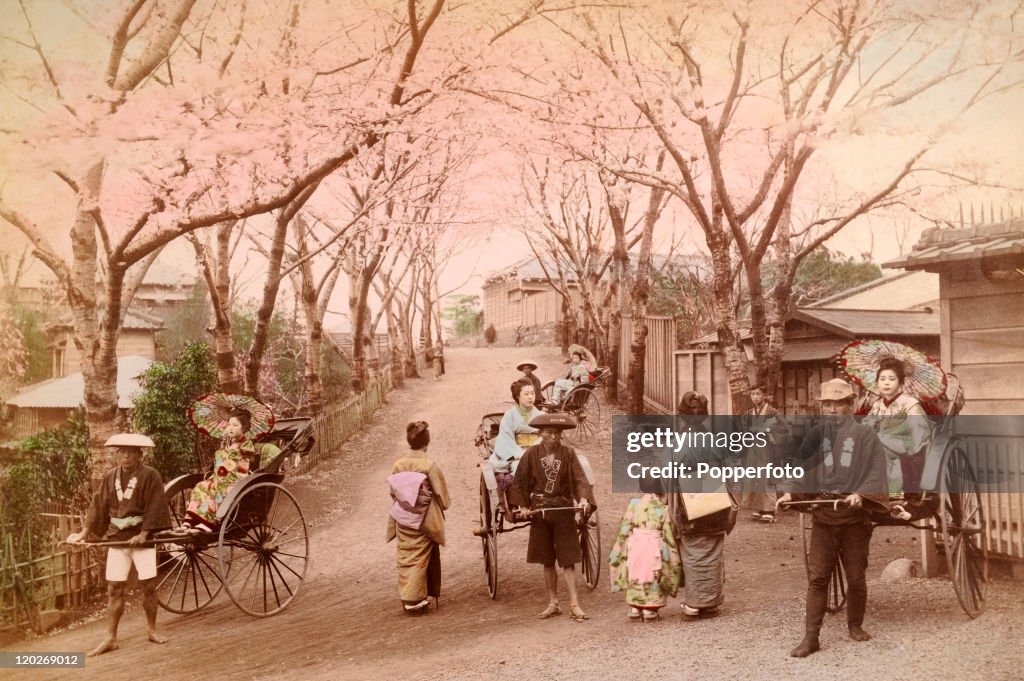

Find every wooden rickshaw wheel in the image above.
[799,511,848,614]
[479,476,499,599]
[540,380,556,406]
[564,388,600,445]
[217,482,309,617]
[578,508,601,590]
[939,444,988,618]
[156,475,223,614]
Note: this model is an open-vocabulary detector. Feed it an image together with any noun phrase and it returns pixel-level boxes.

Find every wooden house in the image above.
[3,356,153,439]
[482,257,581,334]
[46,309,163,379]
[679,304,940,415]
[885,219,1024,415]
[885,219,1024,561]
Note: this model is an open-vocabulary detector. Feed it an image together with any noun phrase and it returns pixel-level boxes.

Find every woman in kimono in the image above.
[667,391,735,619]
[489,378,542,477]
[550,351,592,404]
[183,409,258,532]
[867,357,933,500]
[609,493,681,621]
[386,421,450,613]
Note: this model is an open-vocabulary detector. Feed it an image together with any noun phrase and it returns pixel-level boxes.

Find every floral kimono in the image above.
[866,392,932,494]
[186,436,257,528]
[609,494,681,609]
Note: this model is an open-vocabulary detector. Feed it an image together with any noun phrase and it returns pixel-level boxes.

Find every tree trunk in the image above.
[293,219,324,415]
[192,222,240,391]
[244,186,316,396]
[385,301,404,388]
[70,165,114,481]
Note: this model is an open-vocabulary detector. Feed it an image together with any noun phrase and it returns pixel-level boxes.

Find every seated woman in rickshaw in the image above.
[181,408,259,532]
[489,378,543,480]
[550,349,593,404]
[866,358,933,493]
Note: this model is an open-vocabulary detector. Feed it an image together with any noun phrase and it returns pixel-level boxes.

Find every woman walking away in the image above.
[668,391,735,620]
[609,492,681,622]
[386,421,450,614]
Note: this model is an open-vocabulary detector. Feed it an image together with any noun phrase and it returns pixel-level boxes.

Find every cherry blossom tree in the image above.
[539,0,1024,405]
[0,0,451,477]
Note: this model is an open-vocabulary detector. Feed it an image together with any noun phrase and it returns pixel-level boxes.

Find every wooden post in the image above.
[920,518,940,578]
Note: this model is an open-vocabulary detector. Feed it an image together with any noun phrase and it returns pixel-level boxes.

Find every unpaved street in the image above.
[5,347,1024,681]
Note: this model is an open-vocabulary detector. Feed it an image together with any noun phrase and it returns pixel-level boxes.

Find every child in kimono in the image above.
[609,493,681,621]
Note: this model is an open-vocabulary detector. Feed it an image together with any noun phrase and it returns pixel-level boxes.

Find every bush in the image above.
[132,342,218,478]
[484,324,496,345]
[17,412,91,509]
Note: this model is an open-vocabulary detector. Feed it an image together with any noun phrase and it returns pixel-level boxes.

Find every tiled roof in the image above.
[792,308,938,337]
[5,356,153,409]
[884,219,1024,271]
[689,308,938,346]
[807,270,938,310]
[48,308,165,332]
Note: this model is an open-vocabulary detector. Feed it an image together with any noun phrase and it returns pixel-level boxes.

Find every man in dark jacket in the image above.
[509,413,594,621]
[779,379,889,658]
[67,433,172,656]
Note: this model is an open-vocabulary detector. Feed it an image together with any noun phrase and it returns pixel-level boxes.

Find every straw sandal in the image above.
[569,603,589,621]
[538,603,561,619]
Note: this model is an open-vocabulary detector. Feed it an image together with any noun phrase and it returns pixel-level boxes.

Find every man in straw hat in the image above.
[777,379,889,658]
[516,359,543,399]
[67,433,172,656]
[508,413,595,621]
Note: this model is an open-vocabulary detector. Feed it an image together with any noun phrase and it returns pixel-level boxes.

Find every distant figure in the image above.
[432,342,444,381]
[517,360,543,399]
[550,350,592,404]
[742,385,785,523]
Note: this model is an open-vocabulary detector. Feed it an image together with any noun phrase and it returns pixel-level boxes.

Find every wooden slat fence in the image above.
[619,315,676,413]
[966,435,1024,560]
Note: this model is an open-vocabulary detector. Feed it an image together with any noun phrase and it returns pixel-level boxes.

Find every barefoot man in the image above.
[67,433,172,656]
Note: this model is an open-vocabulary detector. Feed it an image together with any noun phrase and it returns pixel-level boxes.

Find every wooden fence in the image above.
[0,513,103,634]
[619,315,677,413]
[0,350,430,633]
[966,434,1024,560]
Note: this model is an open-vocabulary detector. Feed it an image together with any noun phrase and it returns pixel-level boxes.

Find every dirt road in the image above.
[5,347,1024,680]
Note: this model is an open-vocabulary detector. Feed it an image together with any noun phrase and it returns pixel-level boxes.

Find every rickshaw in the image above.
[76,416,314,619]
[538,365,612,445]
[473,413,601,599]
[783,375,988,618]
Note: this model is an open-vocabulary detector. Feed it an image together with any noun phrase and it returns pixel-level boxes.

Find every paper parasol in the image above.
[839,339,947,401]
[567,343,597,368]
[188,392,275,440]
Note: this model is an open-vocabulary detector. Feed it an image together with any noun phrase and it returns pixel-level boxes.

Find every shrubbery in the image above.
[131,342,218,478]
